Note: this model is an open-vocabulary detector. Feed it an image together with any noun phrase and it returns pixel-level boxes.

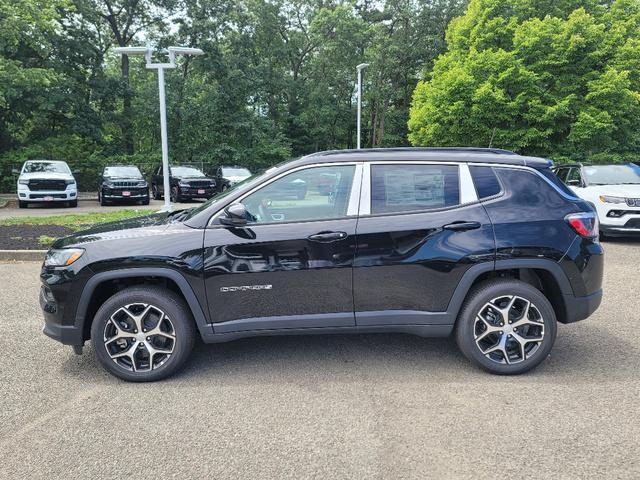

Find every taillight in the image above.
[565,212,599,239]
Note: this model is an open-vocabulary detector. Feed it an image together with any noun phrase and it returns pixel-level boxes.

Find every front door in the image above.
[203,163,361,333]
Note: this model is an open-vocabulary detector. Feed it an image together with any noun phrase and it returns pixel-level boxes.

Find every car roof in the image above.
[25,159,66,163]
[291,147,553,169]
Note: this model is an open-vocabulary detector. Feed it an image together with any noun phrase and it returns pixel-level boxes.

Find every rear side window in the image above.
[371,164,459,214]
[470,166,502,199]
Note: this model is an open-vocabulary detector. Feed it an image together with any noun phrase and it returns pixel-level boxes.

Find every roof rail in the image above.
[313,147,517,156]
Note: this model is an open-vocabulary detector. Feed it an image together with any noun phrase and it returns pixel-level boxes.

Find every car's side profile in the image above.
[15,160,78,208]
[151,165,216,202]
[40,148,603,381]
[98,165,149,206]
[554,163,640,236]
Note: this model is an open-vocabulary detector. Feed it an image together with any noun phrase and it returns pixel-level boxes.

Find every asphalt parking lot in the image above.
[1,239,639,479]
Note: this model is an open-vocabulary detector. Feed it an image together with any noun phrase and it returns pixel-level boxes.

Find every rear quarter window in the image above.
[538,168,579,198]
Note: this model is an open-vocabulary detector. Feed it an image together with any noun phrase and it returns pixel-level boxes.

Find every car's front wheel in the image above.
[455,279,557,375]
[91,286,196,382]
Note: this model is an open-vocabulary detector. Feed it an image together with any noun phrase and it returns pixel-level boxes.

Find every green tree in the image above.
[408,0,640,162]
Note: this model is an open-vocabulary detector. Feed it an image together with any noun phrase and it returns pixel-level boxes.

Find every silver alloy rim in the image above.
[103,303,176,372]
[473,295,545,365]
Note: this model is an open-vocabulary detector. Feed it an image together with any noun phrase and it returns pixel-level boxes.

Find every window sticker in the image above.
[384,172,445,206]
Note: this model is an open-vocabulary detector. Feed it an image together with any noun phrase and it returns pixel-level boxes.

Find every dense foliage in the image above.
[0,0,465,191]
[408,0,640,163]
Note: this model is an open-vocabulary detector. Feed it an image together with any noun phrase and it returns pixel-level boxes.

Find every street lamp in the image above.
[356,63,369,150]
[114,46,204,212]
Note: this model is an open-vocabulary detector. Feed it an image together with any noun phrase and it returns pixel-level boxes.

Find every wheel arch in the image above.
[75,268,211,342]
[446,259,573,324]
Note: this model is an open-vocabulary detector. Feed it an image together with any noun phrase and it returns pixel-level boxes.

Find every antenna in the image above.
[488,127,497,148]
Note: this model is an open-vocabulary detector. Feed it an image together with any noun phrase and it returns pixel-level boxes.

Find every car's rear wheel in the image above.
[455,279,557,375]
[152,185,161,200]
[91,286,196,382]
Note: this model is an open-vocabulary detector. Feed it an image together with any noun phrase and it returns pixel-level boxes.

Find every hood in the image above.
[52,212,177,249]
[226,175,250,184]
[19,172,74,181]
[176,175,210,181]
[584,184,640,197]
[104,176,145,182]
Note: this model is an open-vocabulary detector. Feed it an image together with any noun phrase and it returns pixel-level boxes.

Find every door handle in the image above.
[442,221,481,232]
[308,231,348,242]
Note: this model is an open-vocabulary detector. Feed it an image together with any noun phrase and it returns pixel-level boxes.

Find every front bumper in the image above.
[178,186,216,199]
[103,188,149,200]
[18,188,77,202]
[40,284,84,345]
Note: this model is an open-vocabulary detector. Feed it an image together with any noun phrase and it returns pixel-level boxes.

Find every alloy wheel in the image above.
[103,303,176,372]
[473,295,545,365]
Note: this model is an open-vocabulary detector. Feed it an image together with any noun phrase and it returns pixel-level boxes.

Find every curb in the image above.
[0,250,46,262]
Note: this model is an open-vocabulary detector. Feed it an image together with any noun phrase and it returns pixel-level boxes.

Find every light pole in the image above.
[114,46,204,212]
[356,63,369,150]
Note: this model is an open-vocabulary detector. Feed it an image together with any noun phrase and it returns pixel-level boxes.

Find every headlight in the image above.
[179,182,190,187]
[44,248,84,267]
[18,179,29,185]
[599,195,625,204]
[136,181,147,188]
[65,179,76,185]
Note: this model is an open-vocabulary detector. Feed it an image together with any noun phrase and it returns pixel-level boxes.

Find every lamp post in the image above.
[114,46,204,212]
[356,63,369,150]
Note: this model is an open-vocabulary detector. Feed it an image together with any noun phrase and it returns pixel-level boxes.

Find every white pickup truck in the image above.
[16,160,78,208]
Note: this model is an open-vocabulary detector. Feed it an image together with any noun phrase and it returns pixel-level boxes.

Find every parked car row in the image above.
[14,160,255,208]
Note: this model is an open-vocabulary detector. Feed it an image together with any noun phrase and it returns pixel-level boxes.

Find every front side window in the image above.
[371,164,460,214]
[241,165,356,224]
[566,168,582,185]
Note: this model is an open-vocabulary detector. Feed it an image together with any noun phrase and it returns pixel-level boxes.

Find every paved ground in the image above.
[0,240,639,479]
[0,197,201,219]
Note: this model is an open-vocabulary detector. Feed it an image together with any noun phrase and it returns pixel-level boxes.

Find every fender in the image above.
[74,267,213,339]
[444,258,573,320]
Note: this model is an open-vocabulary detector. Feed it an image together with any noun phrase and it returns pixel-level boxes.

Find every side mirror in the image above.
[219,203,248,227]
[567,179,582,187]
[72,170,81,175]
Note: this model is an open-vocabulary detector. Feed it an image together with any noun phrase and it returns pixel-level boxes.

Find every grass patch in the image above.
[38,235,58,247]
[0,209,151,231]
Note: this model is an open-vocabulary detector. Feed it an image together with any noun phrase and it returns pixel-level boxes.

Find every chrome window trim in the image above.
[208,162,362,226]
[358,161,478,217]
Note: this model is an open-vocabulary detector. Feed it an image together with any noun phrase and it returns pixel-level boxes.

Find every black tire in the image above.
[68,199,78,207]
[140,196,150,205]
[91,286,196,382]
[99,190,109,206]
[170,186,180,203]
[18,200,27,209]
[455,279,557,375]
[152,185,161,200]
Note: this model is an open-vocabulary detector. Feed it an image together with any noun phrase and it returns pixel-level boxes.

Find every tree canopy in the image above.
[0,0,465,191]
[408,0,640,163]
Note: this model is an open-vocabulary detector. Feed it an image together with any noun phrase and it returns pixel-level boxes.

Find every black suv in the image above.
[214,165,252,192]
[151,165,216,202]
[98,165,149,206]
[41,148,603,381]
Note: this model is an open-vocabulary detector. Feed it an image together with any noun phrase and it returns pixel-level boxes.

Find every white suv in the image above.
[16,160,78,208]
[554,163,640,237]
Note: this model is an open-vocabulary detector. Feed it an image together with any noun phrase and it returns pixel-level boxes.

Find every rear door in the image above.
[203,163,362,333]
[353,161,495,326]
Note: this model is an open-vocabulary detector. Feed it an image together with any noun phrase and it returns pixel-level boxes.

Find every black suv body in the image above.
[151,165,216,202]
[98,165,149,205]
[41,148,603,381]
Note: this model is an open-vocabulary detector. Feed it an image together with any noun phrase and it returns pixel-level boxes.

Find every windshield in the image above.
[104,166,142,178]
[583,164,640,185]
[171,166,205,178]
[222,167,251,177]
[23,161,70,174]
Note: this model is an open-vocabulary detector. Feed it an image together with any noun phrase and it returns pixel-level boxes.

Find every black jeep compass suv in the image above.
[40,148,603,381]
